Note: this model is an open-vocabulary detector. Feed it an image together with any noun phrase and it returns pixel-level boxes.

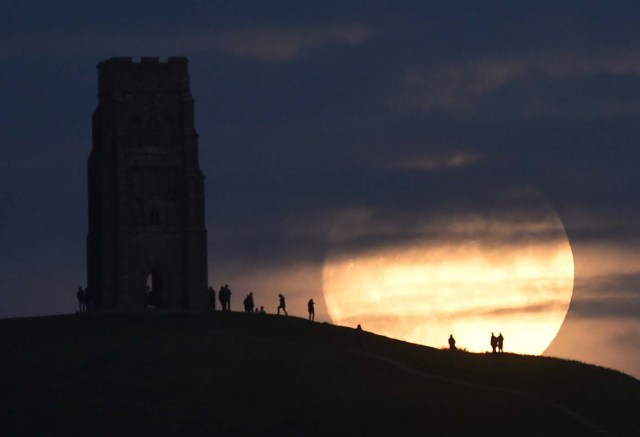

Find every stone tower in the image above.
[87,57,208,310]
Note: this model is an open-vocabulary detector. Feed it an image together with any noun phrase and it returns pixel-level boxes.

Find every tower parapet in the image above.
[97,57,190,96]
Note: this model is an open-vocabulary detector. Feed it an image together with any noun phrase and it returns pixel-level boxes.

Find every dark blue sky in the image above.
[1,2,639,378]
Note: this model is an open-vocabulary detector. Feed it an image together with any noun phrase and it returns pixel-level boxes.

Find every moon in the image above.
[322,202,574,355]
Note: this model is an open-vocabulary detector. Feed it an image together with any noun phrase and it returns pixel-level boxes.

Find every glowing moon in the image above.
[322,207,574,355]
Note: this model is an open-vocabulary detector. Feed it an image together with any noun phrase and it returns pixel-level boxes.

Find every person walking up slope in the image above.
[277,294,288,316]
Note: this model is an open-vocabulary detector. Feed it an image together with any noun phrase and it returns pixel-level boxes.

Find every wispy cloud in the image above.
[0,23,373,61]
[394,151,482,171]
[327,198,569,255]
[395,51,640,115]
[397,59,525,114]
[212,24,372,60]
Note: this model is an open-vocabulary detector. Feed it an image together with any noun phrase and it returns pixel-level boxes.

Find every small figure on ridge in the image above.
[497,333,504,353]
[308,298,315,321]
[277,294,288,316]
[448,334,457,351]
[218,285,225,310]
[243,292,254,313]
[76,286,86,313]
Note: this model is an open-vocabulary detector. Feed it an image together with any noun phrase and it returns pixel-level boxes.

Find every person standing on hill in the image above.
[497,333,504,353]
[218,285,225,311]
[448,334,457,351]
[277,294,288,316]
[308,299,315,321]
[244,292,254,313]
[76,286,86,312]
[225,285,232,311]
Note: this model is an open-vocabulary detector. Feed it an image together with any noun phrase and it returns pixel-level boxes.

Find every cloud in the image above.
[396,59,525,114]
[567,272,640,319]
[359,300,571,322]
[325,183,568,250]
[395,51,640,115]
[394,151,482,171]
[0,23,373,61]
[573,242,640,278]
[561,210,640,246]
[212,24,372,60]
[533,51,640,79]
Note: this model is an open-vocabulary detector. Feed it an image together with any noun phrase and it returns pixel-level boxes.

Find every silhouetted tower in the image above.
[87,57,208,310]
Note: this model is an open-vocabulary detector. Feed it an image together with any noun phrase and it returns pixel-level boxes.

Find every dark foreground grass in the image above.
[1,312,638,436]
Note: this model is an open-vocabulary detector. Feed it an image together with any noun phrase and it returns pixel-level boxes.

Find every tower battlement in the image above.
[97,56,190,95]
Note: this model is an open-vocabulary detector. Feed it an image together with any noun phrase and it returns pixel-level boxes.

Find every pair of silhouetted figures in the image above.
[218,284,232,311]
[76,286,97,312]
[76,286,89,312]
[491,332,504,353]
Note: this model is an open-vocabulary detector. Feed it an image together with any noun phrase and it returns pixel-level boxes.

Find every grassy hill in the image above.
[1,312,638,436]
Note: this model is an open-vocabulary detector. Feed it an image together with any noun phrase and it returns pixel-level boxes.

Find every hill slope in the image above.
[1,313,638,436]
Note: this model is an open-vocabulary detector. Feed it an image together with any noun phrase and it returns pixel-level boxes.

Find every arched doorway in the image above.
[145,271,163,308]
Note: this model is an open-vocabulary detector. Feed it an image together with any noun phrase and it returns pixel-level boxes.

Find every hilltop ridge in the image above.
[1,312,638,435]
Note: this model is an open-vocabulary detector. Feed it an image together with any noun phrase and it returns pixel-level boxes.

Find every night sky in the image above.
[2,2,639,378]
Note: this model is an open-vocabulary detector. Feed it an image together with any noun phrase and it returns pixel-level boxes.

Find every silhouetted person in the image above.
[225,284,232,311]
[490,333,498,354]
[77,286,86,312]
[218,285,225,310]
[497,333,504,353]
[448,334,457,351]
[277,294,287,315]
[308,299,315,321]
[244,292,254,313]
[208,286,216,310]
[259,306,266,314]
